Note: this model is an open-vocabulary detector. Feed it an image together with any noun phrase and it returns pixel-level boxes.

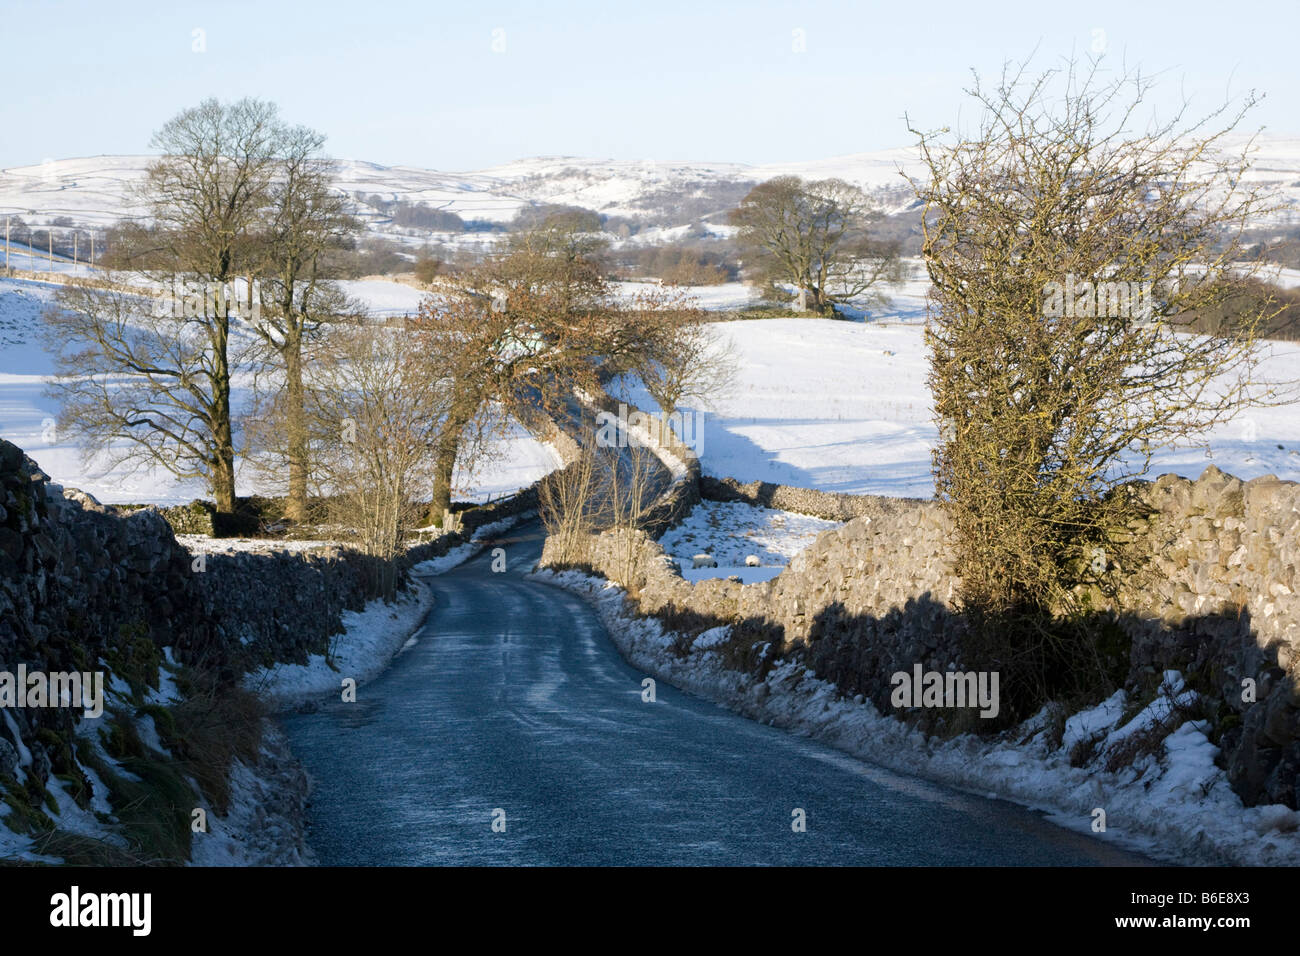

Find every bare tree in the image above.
[910,59,1288,705]
[539,444,600,566]
[416,214,678,521]
[628,289,736,443]
[538,432,663,585]
[46,98,285,513]
[44,281,257,498]
[604,437,663,588]
[308,320,453,595]
[244,124,359,523]
[730,176,904,315]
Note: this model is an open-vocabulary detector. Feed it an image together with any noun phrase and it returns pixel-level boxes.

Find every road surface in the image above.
[279,521,1154,866]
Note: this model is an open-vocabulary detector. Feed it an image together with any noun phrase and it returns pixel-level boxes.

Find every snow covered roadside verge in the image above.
[241,584,435,715]
[537,569,1300,867]
[188,724,315,866]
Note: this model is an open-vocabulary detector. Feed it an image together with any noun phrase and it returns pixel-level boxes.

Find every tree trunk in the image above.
[212,312,237,514]
[430,421,464,525]
[284,341,308,523]
[811,286,830,314]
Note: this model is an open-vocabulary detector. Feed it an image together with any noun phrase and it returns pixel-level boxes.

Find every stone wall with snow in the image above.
[0,438,211,794]
[700,474,927,523]
[542,465,1300,808]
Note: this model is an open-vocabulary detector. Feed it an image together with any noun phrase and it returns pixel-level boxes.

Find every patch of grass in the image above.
[168,674,264,814]
[20,830,143,866]
[98,754,196,864]
[0,775,54,837]
[105,622,161,702]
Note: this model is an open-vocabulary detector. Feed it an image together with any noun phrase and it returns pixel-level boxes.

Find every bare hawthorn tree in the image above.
[909,59,1287,704]
[538,444,600,565]
[538,429,663,584]
[604,435,664,587]
[416,214,680,521]
[730,175,904,315]
[308,320,453,595]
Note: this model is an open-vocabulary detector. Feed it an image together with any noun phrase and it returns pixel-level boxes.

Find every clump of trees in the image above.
[730,175,904,314]
[611,241,739,285]
[510,203,603,235]
[45,98,356,521]
[361,195,466,232]
[325,236,414,278]
[412,208,707,523]
[911,60,1287,714]
[39,100,741,569]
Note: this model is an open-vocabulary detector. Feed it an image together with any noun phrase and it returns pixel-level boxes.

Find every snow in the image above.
[242,586,434,713]
[148,648,183,705]
[681,565,783,584]
[618,317,1300,498]
[0,660,165,863]
[337,278,427,318]
[187,725,314,867]
[13,268,1297,510]
[613,280,756,312]
[134,714,167,756]
[540,569,1300,866]
[0,274,559,506]
[9,134,1294,247]
[1063,690,1128,752]
[657,499,841,582]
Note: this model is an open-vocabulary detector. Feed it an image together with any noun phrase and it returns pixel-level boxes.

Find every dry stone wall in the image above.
[542,465,1300,807]
[0,437,538,792]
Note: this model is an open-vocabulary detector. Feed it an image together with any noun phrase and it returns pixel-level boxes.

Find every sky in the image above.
[1,0,1297,171]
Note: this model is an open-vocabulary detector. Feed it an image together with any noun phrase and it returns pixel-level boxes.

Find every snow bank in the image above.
[658,499,841,569]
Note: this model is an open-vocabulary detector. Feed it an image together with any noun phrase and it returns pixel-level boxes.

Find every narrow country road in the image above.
[279,521,1154,866]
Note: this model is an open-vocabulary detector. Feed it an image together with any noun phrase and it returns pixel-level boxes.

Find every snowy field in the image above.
[616,317,1300,498]
[658,500,841,583]
[6,268,1300,509]
[0,275,559,506]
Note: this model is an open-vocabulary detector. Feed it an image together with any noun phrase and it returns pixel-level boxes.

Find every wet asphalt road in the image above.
[279,521,1154,866]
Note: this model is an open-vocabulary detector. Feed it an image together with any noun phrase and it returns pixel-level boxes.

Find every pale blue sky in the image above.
[2,0,1296,169]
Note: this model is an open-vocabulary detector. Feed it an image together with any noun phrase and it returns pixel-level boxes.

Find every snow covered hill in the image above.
[5,134,1296,243]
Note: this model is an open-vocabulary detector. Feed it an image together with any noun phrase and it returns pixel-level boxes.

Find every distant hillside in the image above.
[1,136,1296,255]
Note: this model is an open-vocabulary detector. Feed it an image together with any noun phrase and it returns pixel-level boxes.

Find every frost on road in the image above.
[280,523,1152,866]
